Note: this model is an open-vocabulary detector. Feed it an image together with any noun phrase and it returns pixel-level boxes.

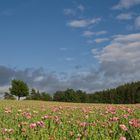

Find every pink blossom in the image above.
[119,136,126,140]
[129,118,140,128]
[30,123,37,129]
[42,115,50,120]
[111,116,119,121]
[127,108,133,113]
[2,128,14,134]
[123,114,129,119]
[79,122,87,127]
[36,121,45,128]
[119,124,128,131]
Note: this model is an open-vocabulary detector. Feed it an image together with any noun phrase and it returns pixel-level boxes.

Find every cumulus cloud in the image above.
[116,13,133,20]
[0,66,63,94]
[94,33,140,84]
[112,0,140,10]
[67,18,101,28]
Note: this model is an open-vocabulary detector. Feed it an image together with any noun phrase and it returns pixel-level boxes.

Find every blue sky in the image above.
[0,0,140,93]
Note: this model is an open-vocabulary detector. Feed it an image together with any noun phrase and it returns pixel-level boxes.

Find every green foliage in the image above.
[26,88,52,101]
[8,79,140,103]
[9,79,29,100]
[53,89,87,103]
[89,81,140,104]
[4,92,16,100]
[53,81,140,104]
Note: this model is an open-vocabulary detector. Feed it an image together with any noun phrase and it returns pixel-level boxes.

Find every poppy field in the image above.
[0,101,140,140]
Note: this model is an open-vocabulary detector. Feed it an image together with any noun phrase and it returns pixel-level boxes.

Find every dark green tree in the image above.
[41,92,52,101]
[9,79,29,100]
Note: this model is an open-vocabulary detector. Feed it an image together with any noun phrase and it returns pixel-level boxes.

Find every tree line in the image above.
[4,79,140,104]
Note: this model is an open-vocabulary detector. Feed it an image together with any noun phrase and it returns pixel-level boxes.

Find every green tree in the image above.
[4,92,16,100]
[9,79,29,100]
[41,92,52,101]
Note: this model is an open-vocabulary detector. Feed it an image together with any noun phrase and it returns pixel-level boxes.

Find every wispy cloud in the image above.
[64,4,85,16]
[64,9,75,16]
[116,13,133,20]
[65,57,74,61]
[67,18,101,28]
[83,30,107,37]
[94,38,109,43]
[59,47,67,51]
[77,4,85,12]
[112,0,140,10]
[83,31,95,37]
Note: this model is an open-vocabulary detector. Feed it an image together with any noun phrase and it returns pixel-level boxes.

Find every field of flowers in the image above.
[0,101,140,140]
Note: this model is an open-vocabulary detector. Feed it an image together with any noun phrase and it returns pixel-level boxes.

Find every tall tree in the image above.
[9,79,29,100]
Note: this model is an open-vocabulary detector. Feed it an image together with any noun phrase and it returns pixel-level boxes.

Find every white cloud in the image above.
[83,30,107,37]
[67,18,101,28]
[116,13,133,20]
[64,9,75,16]
[34,76,44,82]
[95,31,107,36]
[135,16,140,29]
[113,0,140,9]
[94,38,109,43]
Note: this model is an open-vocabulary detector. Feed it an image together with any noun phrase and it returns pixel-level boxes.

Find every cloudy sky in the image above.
[0,0,140,94]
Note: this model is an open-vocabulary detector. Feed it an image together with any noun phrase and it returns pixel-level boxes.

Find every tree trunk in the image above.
[18,96,20,100]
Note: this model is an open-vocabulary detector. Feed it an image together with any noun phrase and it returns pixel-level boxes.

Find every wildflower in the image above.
[119,124,128,131]
[2,128,14,134]
[79,122,87,127]
[30,123,37,129]
[129,118,140,128]
[123,114,129,119]
[36,121,45,128]
[111,116,119,121]
[42,115,49,120]
[21,128,26,133]
[119,136,126,140]
[4,108,12,113]
[127,108,133,113]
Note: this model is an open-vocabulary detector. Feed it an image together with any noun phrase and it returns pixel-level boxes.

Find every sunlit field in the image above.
[0,101,140,140]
